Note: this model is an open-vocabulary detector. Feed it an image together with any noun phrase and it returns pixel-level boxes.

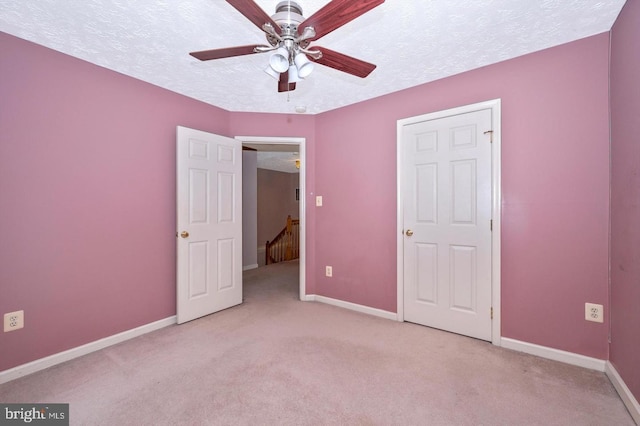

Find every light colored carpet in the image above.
[0,260,634,425]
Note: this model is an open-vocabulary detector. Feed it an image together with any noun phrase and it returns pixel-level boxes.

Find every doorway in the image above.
[396,100,501,344]
[236,136,307,301]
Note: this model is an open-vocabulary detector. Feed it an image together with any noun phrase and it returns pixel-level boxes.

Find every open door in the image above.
[176,126,242,324]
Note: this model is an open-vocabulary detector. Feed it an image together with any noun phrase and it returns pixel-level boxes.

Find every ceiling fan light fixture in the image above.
[288,65,302,83]
[294,52,314,78]
[264,65,280,80]
[269,46,290,73]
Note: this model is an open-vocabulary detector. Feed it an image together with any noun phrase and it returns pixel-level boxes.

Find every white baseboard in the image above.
[243,264,259,271]
[0,316,176,384]
[500,338,606,372]
[306,294,398,321]
[606,361,640,424]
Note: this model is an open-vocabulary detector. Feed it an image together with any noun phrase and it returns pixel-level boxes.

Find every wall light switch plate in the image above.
[316,196,323,207]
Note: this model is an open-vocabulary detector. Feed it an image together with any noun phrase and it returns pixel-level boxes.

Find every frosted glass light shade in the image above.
[264,65,280,80]
[269,47,289,73]
[288,65,301,83]
[294,53,314,78]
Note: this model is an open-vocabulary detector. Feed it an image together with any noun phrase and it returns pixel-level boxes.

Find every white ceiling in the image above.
[244,144,300,173]
[256,151,300,173]
[0,1,626,115]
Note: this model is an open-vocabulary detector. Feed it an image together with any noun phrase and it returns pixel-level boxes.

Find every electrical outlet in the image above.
[585,303,604,323]
[325,266,333,277]
[4,310,24,332]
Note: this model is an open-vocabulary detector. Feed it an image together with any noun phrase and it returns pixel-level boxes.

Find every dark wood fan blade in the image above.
[311,47,377,78]
[278,72,296,92]
[226,0,281,35]
[299,0,384,41]
[189,45,263,61]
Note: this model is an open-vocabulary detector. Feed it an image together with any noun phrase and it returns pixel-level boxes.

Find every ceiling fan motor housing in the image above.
[269,1,306,46]
[275,1,303,16]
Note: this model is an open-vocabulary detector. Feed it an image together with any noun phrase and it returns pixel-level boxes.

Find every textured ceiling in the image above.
[257,151,300,173]
[245,144,300,173]
[0,0,626,115]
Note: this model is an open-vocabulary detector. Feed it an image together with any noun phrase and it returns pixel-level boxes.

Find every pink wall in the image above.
[610,0,640,402]
[314,34,611,358]
[1,28,615,372]
[0,33,230,371]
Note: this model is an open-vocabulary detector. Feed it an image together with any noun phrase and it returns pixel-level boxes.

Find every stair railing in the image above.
[265,215,300,265]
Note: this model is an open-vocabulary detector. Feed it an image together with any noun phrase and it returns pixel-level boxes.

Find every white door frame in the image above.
[235,136,307,301]
[396,99,502,345]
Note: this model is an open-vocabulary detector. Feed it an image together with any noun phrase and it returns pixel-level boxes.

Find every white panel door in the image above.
[402,109,493,341]
[176,126,242,324]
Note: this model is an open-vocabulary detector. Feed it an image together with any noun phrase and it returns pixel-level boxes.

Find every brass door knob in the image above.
[180,231,189,238]
[405,229,414,237]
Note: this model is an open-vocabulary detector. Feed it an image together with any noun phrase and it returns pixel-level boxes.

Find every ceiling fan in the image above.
[189,0,385,92]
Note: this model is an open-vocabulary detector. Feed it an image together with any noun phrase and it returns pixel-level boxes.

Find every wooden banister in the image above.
[265,215,300,265]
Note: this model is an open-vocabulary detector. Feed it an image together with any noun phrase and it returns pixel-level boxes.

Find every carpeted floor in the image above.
[0,260,634,425]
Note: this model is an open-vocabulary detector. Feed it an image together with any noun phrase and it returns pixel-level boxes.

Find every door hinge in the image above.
[484,130,493,143]
[491,307,493,320]
[490,220,493,231]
